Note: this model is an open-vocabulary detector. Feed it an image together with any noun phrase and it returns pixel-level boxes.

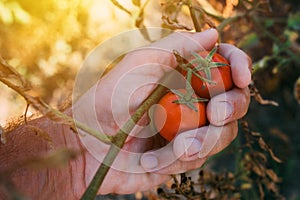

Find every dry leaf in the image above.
[255,152,268,163]
[0,57,31,91]
[258,137,268,151]
[132,0,141,7]
[268,148,283,163]
[250,84,279,106]
[266,169,281,183]
[162,15,193,30]
[251,131,262,137]
[258,138,283,163]
[252,162,265,177]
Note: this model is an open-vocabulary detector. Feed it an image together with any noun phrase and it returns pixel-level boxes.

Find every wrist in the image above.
[0,114,88,199]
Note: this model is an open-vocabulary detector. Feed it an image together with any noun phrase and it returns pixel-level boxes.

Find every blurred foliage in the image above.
[0,0,138,123]
[0,0,300,199]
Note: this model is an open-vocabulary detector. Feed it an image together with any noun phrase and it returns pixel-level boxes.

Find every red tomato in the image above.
[153,89,207,141]
[182,51,233,99]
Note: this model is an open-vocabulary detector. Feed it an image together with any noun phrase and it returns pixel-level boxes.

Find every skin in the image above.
[0,29,251,199]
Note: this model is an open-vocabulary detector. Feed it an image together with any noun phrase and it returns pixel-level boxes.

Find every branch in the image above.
[0,57,112,144]
[188,0,203,32]
[80,70,175,199]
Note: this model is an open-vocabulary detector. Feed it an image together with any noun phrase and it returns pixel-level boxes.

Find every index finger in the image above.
[218,43,252,89]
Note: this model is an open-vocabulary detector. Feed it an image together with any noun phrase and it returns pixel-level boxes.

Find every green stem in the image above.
[74,120,113,144]
[42,103,113,144]
[80,71,175,200]
[185,68,194,97]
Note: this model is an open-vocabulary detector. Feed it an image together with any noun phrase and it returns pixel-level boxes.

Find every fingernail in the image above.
[184,138,202,157]
[141,154,158,169]
[213,101,233,123]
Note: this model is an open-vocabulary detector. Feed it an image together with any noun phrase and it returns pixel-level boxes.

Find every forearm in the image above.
[0,115,87,199]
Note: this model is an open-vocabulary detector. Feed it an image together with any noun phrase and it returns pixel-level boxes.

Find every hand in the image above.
[73,28,251,194]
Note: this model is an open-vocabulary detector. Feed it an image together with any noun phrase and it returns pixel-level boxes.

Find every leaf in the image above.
[132,0,141,7]
[266,169,281,183]
[264,19,274,28]
[255,152,267,163]
[258,137,268,151]
[250,131,261,137]
[258,138,283,163]
[251,85,279,106]
[252,162,265,177]
[161,15,192,31]
[288,12,300,30]
[0,57,31,91]
[241,183,252,190]
[268,148,283,163]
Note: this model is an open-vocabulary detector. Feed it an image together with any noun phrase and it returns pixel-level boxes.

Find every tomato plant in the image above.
[181,47,233,99]
[153,89,207,141]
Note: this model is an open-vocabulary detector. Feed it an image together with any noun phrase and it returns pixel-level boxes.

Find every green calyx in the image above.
[182,46,229,85]
[171,68,207,112]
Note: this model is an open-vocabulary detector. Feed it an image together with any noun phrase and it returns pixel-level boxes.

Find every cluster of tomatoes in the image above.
[153,47,233,141]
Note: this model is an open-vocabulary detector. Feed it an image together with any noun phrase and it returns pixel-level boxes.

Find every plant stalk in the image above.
[80,71,175,200]
[188,0,202,32]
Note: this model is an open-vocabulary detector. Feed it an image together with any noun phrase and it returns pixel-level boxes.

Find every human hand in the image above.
[73,28,251,194]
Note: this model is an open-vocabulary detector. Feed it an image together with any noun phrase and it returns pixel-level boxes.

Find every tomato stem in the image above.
[171,51,208,111]
[184,46,229,86]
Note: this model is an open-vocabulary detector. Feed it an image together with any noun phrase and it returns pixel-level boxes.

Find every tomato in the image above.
[182,51,233,99]
[153,89,207,141]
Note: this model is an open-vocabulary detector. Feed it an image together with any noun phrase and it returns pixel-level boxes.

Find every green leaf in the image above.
[288,12,300,31]
[272,43,280,55]
[264,19,274,28]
